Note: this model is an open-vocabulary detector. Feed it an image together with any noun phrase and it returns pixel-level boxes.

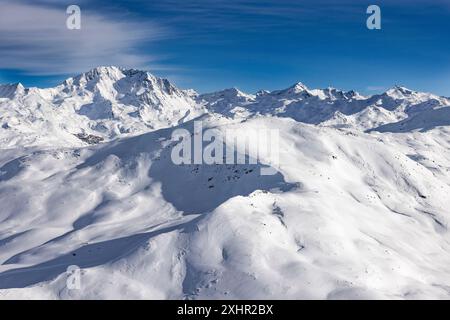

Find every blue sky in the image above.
[0,0,449,95]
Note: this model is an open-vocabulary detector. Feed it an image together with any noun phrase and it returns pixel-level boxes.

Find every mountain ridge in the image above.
[2,66,450,148]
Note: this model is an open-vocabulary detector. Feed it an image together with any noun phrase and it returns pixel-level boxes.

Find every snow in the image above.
[0,67,450,299]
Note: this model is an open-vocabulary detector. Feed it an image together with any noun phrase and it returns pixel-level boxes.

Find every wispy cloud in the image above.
[0,1,171,75]
[148,0,362,33]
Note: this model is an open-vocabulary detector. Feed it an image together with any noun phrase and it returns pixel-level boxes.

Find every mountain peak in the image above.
[78,66,124,82]
[202,87,252,99]
[92,65,121,73]
[270,82,310,97]
[289,82,308,93]
[0,82,24,89]
[385,85,415,97]
[0,82,25,98]
[223,87,248,96]
[256,89,270,96]
[61,67,181,100]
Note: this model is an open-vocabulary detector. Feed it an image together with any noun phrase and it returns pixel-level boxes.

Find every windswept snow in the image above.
[0,67,450,299]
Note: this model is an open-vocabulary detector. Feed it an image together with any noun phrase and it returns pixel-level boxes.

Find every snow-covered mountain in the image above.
[202,82,450,132]
[1,67,450,299]
[0,66,204,148]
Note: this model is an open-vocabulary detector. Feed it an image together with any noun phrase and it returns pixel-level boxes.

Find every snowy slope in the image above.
[1,68,450,299]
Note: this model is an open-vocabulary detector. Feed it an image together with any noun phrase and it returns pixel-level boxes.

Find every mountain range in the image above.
[2,66,450,148]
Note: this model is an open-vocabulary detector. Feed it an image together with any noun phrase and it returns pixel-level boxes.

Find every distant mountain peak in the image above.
[209,87,244,95]
[385,85,415,97]
[269,82,310,97]
[224,87,249,96]
[92,65,122,74]
[0,82,24,90]
[0,82,26,99]
[200,87,253,100]
[256,89,270,96]
[71,66,124,84]
[289,82,309,93]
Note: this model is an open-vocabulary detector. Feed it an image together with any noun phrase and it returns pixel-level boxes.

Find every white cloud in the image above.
[0,1,170,75]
